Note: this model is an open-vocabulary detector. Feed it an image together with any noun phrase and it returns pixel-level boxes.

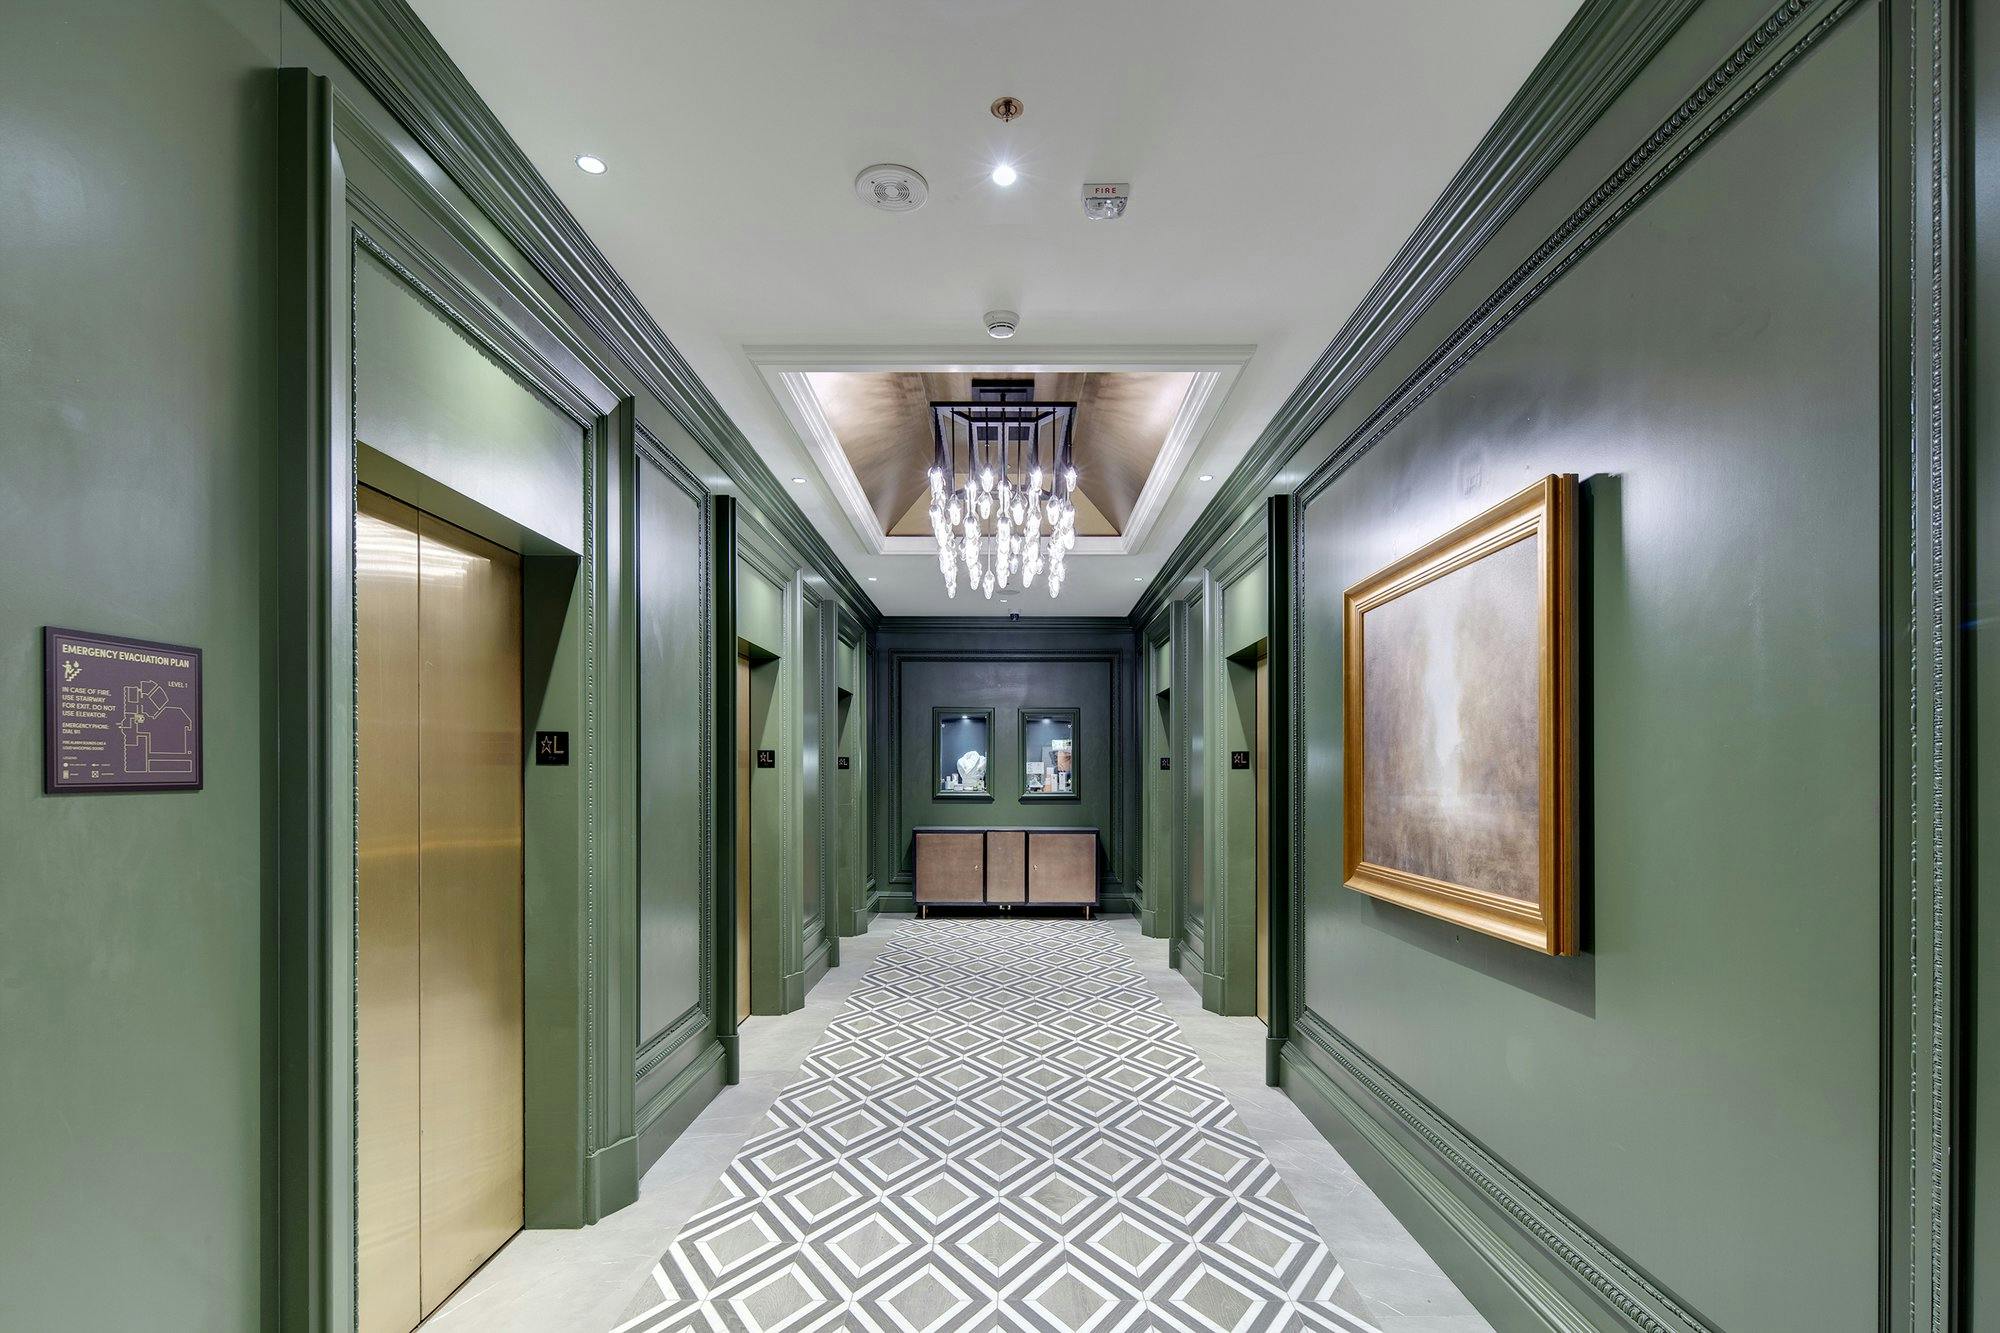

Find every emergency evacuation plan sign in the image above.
[44,627,203,794]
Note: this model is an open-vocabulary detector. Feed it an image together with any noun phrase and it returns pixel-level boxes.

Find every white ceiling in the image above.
[410,0,1579,617]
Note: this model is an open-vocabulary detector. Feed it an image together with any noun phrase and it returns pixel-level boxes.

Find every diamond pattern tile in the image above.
[615,921,1379,1333]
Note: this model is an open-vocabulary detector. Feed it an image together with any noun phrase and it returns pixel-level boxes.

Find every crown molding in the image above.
[874,615,1139,638]
[744,344,1255,373]
[750,348,1248,560]
[289,0,881,623]
[1127,0,1703,626]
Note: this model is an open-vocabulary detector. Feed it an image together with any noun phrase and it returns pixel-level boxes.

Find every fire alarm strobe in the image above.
[1082,182,1129,221]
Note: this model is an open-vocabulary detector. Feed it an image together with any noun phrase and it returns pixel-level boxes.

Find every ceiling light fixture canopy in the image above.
[927,381,1078,601]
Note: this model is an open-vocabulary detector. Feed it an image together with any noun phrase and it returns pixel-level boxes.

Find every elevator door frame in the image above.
[282,75,725,1333]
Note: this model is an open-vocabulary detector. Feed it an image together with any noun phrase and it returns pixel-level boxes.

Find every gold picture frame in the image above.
[1342,474,1578,954]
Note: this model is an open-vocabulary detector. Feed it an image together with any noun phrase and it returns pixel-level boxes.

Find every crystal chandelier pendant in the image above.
[926,388,1077,603]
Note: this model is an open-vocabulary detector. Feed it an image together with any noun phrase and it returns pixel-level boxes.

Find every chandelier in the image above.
[927,382,1078,600]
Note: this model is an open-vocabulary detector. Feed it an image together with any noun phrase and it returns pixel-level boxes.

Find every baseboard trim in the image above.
[1200,970,1225,1011]
[1176,941,1203,996]
[634,1038,728,1180]
[1282,1017,1713,1333]
[584,1134,637,1224]
[801,938,832,1000]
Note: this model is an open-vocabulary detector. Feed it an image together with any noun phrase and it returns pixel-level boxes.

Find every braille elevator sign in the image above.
[1159,756,1171,770]
[836,755,851,770]
[535,731,570,765]
[1231,750,1251,769]
[44,626,203,794]
[757,749,776,769]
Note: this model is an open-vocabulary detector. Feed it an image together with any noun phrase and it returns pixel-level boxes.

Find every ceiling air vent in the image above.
[855,164,928,213]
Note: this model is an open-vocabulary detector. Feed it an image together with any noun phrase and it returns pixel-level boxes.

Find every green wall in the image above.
[871,620,1141,913]
[0,3,276,1328]
[1299,16,1879,1327]
[0,1,874,1326]
[1124,1,1959,1329]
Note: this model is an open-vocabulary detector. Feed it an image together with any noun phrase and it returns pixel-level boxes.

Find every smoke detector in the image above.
[983,309,1019,340]
[855,164,928,213]
[1082,182,1129,221]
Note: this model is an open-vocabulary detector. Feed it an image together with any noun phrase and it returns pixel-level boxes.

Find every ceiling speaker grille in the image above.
[855,164,928,213]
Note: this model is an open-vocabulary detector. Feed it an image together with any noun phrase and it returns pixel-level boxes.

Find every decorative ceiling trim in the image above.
[749,346,1251,559]
[1126,0,1704,627]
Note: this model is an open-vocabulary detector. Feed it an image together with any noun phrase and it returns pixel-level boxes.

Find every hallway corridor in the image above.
[606,921,1479,1333]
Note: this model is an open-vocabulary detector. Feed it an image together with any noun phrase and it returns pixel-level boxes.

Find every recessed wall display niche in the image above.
[933,707,992,799]
[1020,708,1078,799]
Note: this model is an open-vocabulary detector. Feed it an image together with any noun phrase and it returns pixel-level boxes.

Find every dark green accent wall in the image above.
[1,4,276,1327]
[871,620,1141,913]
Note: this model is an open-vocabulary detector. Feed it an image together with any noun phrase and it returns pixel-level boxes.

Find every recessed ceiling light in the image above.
[1134,576,1144,582]
[867,576,877,582]
[575,154,607,175]
[791,476,807,484]
[1199,473,1215,482]
[990,163,1018,187]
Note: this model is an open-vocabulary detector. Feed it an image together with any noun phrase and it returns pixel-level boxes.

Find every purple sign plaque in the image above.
[44,627,203,794]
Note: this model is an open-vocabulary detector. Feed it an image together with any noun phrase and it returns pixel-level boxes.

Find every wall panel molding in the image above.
[1883,0,1961,1324]
[1281,1016,1711,1333]
[632,422,719,1152]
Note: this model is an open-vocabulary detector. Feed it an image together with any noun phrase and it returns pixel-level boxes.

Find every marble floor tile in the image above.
[416,917,1489,1333]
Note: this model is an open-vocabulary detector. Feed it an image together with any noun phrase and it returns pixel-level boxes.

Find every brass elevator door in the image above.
[357,487,524,1333]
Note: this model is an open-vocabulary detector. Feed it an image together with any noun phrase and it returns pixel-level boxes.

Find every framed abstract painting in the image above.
[1342,474,1579,954]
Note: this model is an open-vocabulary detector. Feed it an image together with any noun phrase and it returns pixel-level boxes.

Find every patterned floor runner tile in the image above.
[613,920,1378,1333]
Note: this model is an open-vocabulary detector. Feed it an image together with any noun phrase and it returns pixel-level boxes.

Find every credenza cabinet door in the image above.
[985,831,1027,903]
[916,832,984,903]
[1028,832,1097,904]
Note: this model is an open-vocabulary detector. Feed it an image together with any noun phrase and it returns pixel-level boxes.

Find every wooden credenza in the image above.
[913,826,1099,916]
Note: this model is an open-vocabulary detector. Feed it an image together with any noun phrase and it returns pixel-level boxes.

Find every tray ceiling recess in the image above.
[753,348,1248,559]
